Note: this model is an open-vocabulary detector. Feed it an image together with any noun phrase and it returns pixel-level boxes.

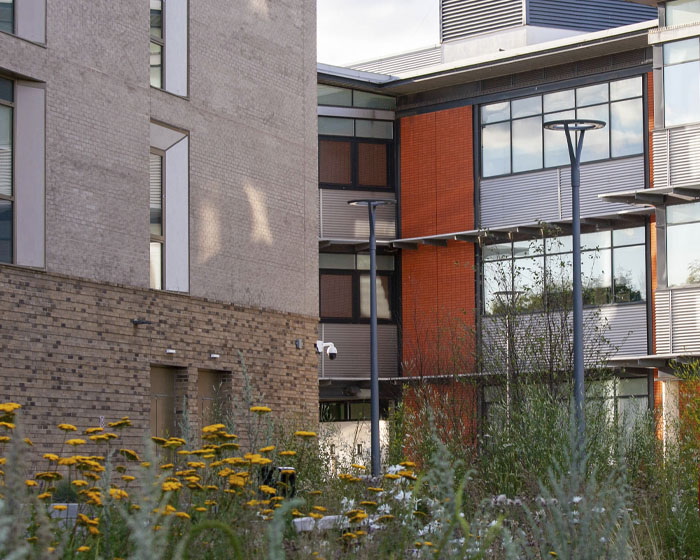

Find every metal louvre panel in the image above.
[318,323,398,379]
[0,148,10,196]
[480,168,559,228]
[652,129,669,189]
[594,303,647,356]
[669,287,700,353]
[527,0,656,32]
[351,47,443,75]
[655,290,671,354]
[560,157,646,219]
[319,189,396,240]
[441,0,523,42]
[669,125,700,188]
[149,154,162,211]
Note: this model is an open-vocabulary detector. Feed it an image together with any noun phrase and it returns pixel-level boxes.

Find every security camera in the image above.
[315,340,338,360]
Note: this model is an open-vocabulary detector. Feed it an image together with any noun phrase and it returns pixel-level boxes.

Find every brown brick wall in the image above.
[0,265,318,469]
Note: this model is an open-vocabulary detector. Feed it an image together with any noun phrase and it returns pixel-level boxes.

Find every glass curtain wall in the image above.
[150,0,164,88]
[0,77,13,263]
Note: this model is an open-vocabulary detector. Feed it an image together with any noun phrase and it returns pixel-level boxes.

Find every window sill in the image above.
[0,29,46,48]
[150,85,189,102]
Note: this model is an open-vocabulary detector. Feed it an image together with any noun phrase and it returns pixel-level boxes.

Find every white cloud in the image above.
[317,0,439,66]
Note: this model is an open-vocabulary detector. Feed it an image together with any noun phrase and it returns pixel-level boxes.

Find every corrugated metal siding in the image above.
[596,304,648,356]
[480,157,645,228]
[318,323,399,379]
[652,129,669,189]
[319,189,396,240]
[560,156,646,218]
[351,47,443,75]
[653,125,700,189]
[527,0,656,32]
[441,0,523,42]
[656,287,700,354]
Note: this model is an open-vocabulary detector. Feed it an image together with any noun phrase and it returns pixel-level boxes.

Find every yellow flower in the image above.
[151,436,167,445]
[313,506,327,512]
[0,422,15,430]
[84,427,103,434]
[376,514,394,522]
[293,430,317,438]
[25,480,38,487]
[163,437,186,448]
[400,461,416,468]
[87,525,100,536]
[141,462,151,468]
[72,480,88,487]
[121,475,135,482]
[350,511,368,522]
[360,501,377,507]
[423,541,434,547]
[23,438,33,446]
[37,492,52,500]
[202,423,226,433]
[160,463,174,469]
[77,546,90,552]
[367,487,383,493]
[341,532,357,540]
[108,417,131,428]
[279,450,296,456]
[52,505,67,511]
[66,439,86,446]
[119,449,140,461]
[249,406,271,414]
[43,453,59,462]
[308,490,322,496]
[57,423,77,432]
[175,511,190,519]
[0,403,21,413]
[259,485,276,495]
[162,481,183,492]
[195,507,206,512]
[35,472,62,481]
[89,434,110,442]
[109,488,129,500]
[259,445,275,453]
[384,473,400,480]
[0,436,10,443]
[351,463,366,470]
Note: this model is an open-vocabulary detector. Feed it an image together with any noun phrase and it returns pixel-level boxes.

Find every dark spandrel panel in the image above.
[318,116,354,136]
[320,274,353,318]
[0,76,12,102]
[150,0,162,39]
[357,142,388,187]
[0,1,12,35]
[355,119,393,139]
[150,42,162,89]
[319,140,351,184]
[317,85,352,107]
[353,90,395,111]
[0,199,11,263]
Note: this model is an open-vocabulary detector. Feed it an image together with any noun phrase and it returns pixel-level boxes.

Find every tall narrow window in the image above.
[150,151,164,289]
[0,77,13,264]
[150,0,164,88]
[0,0,12,34]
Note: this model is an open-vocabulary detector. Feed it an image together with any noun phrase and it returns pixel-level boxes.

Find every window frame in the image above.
[0,77,14,264]
[479,76,645,179]
[481,226,647,315]
[149,147,165,290]
[0,0,14,36]
[318,134,394,192]
[150,0,165,89]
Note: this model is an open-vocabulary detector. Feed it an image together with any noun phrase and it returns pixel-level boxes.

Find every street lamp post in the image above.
[348,198,396,477]
[542,119,605,462]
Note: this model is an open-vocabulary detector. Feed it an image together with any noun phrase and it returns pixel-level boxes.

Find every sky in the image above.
[317,0,439,67]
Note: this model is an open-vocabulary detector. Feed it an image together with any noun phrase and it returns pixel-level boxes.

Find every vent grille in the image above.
[441,0,523,42]
[527,0,657,32]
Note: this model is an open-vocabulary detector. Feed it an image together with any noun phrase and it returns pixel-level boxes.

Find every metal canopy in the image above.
[387,208,652,250]
[598,185,700,207]
[605,352,700,379]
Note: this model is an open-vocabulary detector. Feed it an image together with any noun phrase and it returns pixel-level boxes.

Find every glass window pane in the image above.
[318,140,351,184]
[353,91,396,111]
[511,96,541,118]
[482,122,511,177]
[664,61,700,127]
[544,110,575,167]
[319,253,355,269]
[0,199,11,263]
[149,154,162,236]
[667,0,700,26]
[514,256,544,311]
[512,115,543,172]
[577,104,609,162]
[360,275,391,319]
[481,101,510,124]
[546,234,573,254]
[483,259,512,314]
[317,84,352,107]
[664,38,700,65]
[582,248,612,305]
[614,245,646,302]
[318,116,353,136]
[611,98,643,157]
[668,222,700,286]
[150,242,163,290]
[544,89,575,113]
[0,0,12,34]
[0,76,12,103]
[320,274,353,318]
[150,0,162,39]
[349,402,371,420]
[546,252,573,293]
[320,402,347,421]
[513,239,543,258]
[613,226,645,246]
[582,230,611,250]
[610,76,642,101]
[150,42,162,89]
[576,83,609,107]
[483,242,512,261]
[617,397,648,432]
[357,254,394,270]
[357,142,388,187]
[618,377,648,397]
[0,105,12,198]
[355,119,393,139]
[667,200,700,224]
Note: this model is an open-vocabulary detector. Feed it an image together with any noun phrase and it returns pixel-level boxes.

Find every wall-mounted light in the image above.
[210,353,220,359]
[165,348,176,355]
